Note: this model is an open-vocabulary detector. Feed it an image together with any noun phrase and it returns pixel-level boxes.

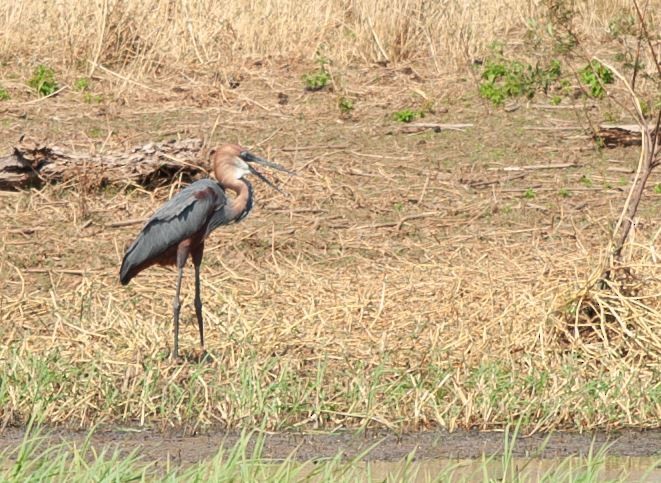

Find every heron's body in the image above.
[119,144,291,359]
[119,178,252,285]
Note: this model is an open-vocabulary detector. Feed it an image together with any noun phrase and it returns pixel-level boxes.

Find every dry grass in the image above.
[0,1,660,435]
[1,59,660,432]
[0,0,653,78]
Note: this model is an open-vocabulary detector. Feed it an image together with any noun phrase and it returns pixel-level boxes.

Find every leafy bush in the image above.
[479,58,562,105]
[393,109,418,123]
[579,60,614,98]
[338,96,354,114]
[303,70,330,91]
[28,65,58,96]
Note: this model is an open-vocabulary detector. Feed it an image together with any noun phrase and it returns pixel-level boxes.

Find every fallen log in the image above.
[398,123,473,133]
[596,123,657,147]
[0,137,207,190]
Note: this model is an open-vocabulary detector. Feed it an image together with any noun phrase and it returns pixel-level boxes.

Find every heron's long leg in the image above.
[193,264,205,350]
[192,244,205,351]
[172,242,190,360]
[172,266,184,359]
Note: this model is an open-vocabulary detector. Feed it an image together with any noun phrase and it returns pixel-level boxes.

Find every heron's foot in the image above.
[164,348,213,363]
[200,349,215,364]
[168,349,184,364]
[189,347,214,364]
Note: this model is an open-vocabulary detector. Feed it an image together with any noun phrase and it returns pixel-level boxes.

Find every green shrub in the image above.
[303,70,330,91]
[479,58,562,105]
[338,96,354,114]
[393,109,418,123]
[28,65,59,96]
[579,60,614,98]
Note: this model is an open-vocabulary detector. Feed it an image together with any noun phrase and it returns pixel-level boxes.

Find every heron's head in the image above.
[210,144,294,193]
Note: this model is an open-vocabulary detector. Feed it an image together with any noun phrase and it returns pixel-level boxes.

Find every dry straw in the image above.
[1,125,659,431]
[0,0,659,433]
[0,0,645,77]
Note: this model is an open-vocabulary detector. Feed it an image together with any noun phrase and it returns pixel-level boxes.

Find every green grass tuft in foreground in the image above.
[2,424,660,482]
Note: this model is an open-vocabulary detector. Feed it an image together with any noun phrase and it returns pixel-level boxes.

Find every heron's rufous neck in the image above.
[216,169,252,222]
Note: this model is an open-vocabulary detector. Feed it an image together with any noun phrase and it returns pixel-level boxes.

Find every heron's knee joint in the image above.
[173,299,181,311]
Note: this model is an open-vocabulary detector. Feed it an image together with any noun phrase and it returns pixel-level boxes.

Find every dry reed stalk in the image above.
[0,0,650,84]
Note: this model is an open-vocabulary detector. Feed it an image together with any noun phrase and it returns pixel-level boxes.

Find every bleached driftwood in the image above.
[0,137,207,190]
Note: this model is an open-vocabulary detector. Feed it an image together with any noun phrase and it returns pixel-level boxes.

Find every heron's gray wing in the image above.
[119,180,226,284]
[146,179,222,223]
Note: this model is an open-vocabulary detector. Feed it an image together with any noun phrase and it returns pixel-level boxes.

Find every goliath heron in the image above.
[119,144,293,359]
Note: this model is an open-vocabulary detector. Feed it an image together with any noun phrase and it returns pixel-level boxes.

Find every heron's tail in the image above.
[119,253,136,285]
[119,237,144,285]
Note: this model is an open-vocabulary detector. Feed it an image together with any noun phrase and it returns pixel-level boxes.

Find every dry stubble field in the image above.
[0,1,660,439]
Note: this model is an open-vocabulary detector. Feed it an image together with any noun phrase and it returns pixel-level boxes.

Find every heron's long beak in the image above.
[240,151,295,175]
[239,151,295,195]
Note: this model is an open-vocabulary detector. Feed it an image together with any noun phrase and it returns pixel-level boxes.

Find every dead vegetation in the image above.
[0,1,660,434]
[1,0,658,113]
[1,70,660,433]
[0,1,645,75]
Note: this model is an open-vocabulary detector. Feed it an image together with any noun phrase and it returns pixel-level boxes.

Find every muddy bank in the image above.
[1,428,660,465]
